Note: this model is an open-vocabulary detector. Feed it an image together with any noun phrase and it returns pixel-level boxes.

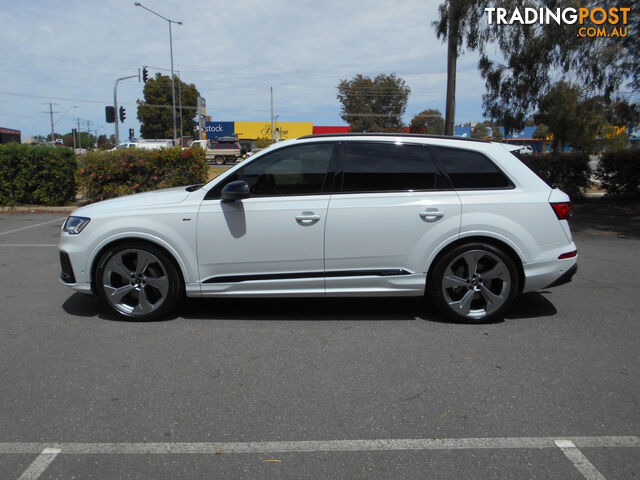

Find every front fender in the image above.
[81,213,198,285]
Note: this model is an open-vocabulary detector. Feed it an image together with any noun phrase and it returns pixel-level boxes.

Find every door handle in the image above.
[295,212,321,225]
[419,209,445,222]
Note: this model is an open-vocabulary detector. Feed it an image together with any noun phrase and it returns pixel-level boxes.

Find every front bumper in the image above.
[59,246,92,294]
[57,276,93,294]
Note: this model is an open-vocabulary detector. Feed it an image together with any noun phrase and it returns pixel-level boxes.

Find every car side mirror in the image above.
[221,180,250,202]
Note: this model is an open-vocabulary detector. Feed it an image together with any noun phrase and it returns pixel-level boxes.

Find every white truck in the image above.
[189,137,242,165]
[112,139,173,151]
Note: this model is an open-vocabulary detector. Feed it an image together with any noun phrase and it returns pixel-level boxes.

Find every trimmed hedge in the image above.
[0,144,77,206]
[595,148,640,200]
[77,147,208,202]
[517,152,591,200]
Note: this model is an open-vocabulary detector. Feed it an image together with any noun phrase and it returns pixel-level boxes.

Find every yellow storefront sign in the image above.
[234,121,313,140]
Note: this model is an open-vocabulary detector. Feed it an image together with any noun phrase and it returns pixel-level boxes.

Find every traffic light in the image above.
[105,106,115,123]
[119,106,126,123]
[129,128,134,140]
[142,66,148,83]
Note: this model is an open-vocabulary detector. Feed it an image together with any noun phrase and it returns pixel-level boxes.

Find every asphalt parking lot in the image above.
[0,211,638,479]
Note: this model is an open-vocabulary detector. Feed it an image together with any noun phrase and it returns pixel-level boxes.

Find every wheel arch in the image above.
[89,236,187,294]
[426,235,525,293]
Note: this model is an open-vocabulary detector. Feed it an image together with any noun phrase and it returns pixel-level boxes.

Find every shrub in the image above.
[0,144,77,206]
[517,152,591,200]
[77,147,208,202]
[595,148,640,200]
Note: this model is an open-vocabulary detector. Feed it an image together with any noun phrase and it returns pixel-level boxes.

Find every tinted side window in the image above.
[432,146,513,189]
[342,143,443,192]
[208,143,334,198]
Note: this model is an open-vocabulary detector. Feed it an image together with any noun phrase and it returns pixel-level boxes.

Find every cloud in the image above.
[0,0,487,139]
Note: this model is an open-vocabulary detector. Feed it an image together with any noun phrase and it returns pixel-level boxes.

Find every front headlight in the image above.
[62,216,91,235]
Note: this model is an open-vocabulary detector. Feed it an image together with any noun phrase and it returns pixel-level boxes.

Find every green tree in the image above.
[409,109,445,134]
[471,122,489,139]
[337,73,410,132]
[435,0,638,134]
[137,73,200,139]
[606,99,640,134]
[489,125,503,142]
[534,82,581,152]
[533,124,551,140]
[534,82,622,153]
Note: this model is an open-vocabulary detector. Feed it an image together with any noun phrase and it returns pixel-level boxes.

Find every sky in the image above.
[0,0,490,141]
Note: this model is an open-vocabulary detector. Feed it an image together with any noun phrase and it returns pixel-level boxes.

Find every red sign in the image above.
[313,126,351,134]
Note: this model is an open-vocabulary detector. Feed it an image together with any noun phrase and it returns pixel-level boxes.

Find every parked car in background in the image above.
[189,137,242,165]
[59,133,577,322]
[111,139,173,151]
[517,145,533,154]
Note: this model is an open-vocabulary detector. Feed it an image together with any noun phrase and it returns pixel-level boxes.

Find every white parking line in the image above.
[17,447,60,480]
[0,244,58,247]
[1,436,638,455]
[0,217,66,237]
[555,440,608,480]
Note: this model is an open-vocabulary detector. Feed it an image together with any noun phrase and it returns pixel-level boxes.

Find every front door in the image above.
[197,142,337,296]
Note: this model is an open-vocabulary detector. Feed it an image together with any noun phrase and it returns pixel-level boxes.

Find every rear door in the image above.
[324,141,461,295]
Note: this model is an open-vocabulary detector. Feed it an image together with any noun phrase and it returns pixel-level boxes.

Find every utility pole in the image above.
[178,72,183,140]
[168,21,177,144]
[86,120,92,149]
[270,87,274,142]
[42,102,58,142]
[77,118,82,148]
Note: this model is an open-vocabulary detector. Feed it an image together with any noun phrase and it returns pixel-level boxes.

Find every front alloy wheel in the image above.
[95,242,182,321]
[430,243,519,322]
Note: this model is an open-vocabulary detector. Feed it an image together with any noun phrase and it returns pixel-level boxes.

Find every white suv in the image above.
[59,134,577,322]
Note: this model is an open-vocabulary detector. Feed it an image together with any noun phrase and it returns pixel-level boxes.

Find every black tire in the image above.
[94,241,183,321]
[214,156,224,165]
[428,242,520,323]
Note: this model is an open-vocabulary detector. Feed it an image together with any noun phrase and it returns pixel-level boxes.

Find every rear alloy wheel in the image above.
[95,242,182,321]
[429,243,519,322]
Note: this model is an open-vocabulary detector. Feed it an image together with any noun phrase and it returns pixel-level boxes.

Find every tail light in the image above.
[550,202,571,220]
[558,250,577,259]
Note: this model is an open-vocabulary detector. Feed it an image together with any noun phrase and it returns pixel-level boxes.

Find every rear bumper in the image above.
[544,263,578,288]
[522,254,578,292]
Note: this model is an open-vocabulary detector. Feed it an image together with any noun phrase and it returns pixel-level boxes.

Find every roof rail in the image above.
[297,132,489,143]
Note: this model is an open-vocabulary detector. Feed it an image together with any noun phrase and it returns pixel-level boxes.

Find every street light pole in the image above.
[135,2,182,145]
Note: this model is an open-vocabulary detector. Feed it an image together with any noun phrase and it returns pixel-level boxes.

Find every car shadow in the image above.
[62,291,557,324]
[504,291,557,319]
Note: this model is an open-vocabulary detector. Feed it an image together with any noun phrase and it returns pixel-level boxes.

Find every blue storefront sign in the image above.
[205,121,235,139]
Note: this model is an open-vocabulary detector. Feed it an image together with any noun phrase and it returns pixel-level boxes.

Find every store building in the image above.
[0,127,21,144]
